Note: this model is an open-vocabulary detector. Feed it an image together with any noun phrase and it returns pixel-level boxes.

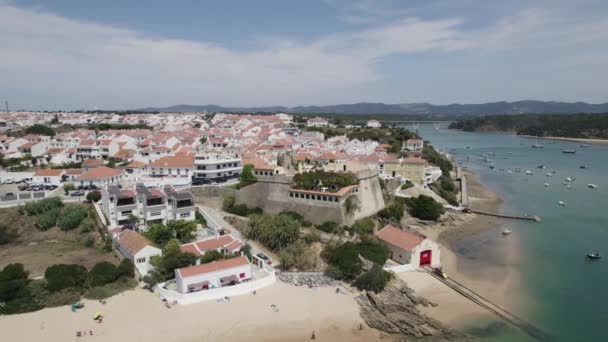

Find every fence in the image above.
[156,271,276,305]
[0,191,47,204]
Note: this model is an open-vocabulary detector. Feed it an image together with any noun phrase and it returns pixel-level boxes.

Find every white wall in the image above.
[157,271,276,305]
[410,239,441,268]
[134,246,162,276]
[176,264,252,293]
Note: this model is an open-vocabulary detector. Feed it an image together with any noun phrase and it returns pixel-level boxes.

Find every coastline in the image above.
[401,170,525,335]
[520,134,608,144]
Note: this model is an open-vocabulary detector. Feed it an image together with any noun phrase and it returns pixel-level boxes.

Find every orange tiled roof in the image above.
[376,224,424,251]
[177,256,249,278]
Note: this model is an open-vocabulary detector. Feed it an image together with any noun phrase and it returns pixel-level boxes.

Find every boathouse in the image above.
[376,224,441,268]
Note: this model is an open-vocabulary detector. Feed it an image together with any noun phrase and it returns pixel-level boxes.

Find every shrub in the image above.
[293,171,358,192]
[84,237,95,247]
[0,223,19,245]
[80,217,96,233]
[86,190,102,203]
[401,180,414,190]
[316,221,338,234]
[278,240,317,271]
[323,241,363,281]
[302,228,321,244]
[353,264,392,293]
[352,217,375,235]
[44,264,87,292]
[241,244,252,260]
[225,204,263,217]
[34,208,60,231]
[195,210,207,226]
[200,250,223,264]
[86,262,119,287]
[357,238,390,265]
[377,199,405,221]
[407,195,445,221]
[24,197,63,216]
[83,278,137,300]
[117,259,135,278]
[246,213,300,251]
[58,205,88,231]
[279,211,304,223]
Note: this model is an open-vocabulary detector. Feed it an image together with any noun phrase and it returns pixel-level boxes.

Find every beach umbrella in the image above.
[93,312,101,320]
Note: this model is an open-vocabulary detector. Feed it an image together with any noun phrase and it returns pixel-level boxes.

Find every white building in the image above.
[145,155,193,178]
[376,224,441,268]
[405,139,424,152]
[424,166,443,185]
[306,117,329,127]
[33,169,64,186]
[101,183,196,228]
[367,119,381,128]
[193,153,242,183]
[175,256,252,293]
[113,229,162,276]
[76,166,123,188]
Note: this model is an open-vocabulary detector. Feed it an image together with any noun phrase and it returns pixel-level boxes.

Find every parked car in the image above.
[44,185,58,191]
[17,184,29,191]
[5,192,15,197]
[256,253,272,266]
[3,178,15,184]
[70,190,85,196]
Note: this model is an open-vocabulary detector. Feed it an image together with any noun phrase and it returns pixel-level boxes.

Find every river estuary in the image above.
[417,124,608,342]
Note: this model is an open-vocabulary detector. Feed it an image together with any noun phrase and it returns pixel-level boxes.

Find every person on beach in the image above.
[311,330,316,340]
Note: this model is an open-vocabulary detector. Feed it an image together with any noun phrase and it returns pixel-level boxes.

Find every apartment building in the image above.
[193,153,242,183]
[101,183,196,228]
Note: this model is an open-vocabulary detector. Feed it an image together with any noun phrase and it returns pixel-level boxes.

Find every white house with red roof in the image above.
[76,166,123,188]
[376,224,441,268]
[175,256,252,293]
[405,139,424,152]
[180,234,244,262]
[33,168,65,186]
[113,229,162,276]
[306,117,329,127]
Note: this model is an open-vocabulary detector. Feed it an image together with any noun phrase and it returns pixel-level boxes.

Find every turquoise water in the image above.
[416,124,608,342]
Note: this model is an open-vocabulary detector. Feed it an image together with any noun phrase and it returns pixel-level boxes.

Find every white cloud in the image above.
[1,1,608,109]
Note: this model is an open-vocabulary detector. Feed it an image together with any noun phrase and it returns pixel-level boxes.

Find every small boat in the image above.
[532,144,544,148]
[502,228,512,235]
[515,168,522,173]
[546,172,554,177]
[587,184,599,189]
[544,183,550,187]
[580,144,590,148]
[525,170,533,175]
[489,164,495,169]
[565,177,574,182]
[558,201,565,206]
[507,170,513,174]
[586,252,601,260]
[579,165,588,169]
[567,185,572,189]
[537,165,546,169]
[562,149,577,154]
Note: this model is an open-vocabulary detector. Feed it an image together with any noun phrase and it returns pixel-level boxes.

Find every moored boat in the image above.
[562,149,577,154]
[558,201,565,206]
[587,184,599,189]
[526,170,533,175]
[502,228,512,235]
[586,252,601,260]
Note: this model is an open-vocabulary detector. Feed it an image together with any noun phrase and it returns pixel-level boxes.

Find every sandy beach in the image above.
[0,282,386,342]
[521,135,608,144]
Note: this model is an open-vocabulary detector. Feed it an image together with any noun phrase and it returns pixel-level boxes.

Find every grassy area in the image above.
[83,278,138,300]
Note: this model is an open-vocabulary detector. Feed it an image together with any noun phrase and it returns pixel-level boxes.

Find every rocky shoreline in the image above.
[356,280,466,341]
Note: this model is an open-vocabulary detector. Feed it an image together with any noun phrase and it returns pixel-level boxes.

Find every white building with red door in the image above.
[376,224,441,268]
[174,256,252,294]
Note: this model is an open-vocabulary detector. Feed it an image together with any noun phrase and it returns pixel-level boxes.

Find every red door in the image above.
[419,250,432,266]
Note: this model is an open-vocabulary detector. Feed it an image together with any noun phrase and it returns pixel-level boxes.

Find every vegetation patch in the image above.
[422,145,453,176]
[293,170,358,192]
[245,213,300,251]
[405,195,445,221]
[222,194,263,217]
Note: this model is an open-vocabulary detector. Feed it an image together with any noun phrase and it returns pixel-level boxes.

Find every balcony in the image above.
[176,200,193,208]
[146,198,164,206]
[117,198,135,206]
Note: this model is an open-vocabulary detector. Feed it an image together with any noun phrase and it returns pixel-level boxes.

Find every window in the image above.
[150,211,161,217]
[180,212,190,218]
[136,257,146,263]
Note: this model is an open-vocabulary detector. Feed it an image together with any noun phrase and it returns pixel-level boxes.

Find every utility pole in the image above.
[4,100,8,115]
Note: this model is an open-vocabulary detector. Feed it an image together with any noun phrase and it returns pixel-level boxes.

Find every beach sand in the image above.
[0,282,387,342]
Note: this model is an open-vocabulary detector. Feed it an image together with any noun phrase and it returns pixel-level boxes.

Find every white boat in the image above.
[558,201,565,206]
[502,228,512,235]
[546,173,553,177]
[544,183,550,187]
[567,185,572,189]
[565,177,574,182]
[587,184,599,189]
[526,170,533,175]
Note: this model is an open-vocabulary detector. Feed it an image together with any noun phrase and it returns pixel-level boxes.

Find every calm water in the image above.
[415,124,608,342]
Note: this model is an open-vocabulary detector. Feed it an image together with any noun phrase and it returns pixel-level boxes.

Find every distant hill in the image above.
[136,100,608,115]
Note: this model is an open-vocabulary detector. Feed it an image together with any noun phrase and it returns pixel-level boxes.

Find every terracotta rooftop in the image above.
[376,224,424,251]
[148,155,193,168]
[177,256,249,278]
[77,166,122,180]
[82,158,104,168]
[115,230,153,255]
[34,169,64,177]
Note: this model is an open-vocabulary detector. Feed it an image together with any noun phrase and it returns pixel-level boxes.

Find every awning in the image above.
[188,280,209,289]
[220,275,238,283]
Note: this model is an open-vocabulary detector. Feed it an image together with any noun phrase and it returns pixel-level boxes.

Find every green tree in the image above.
[353,264,392,293]
[86,190,102,203]
[357,238,390,265]
[246,213,300,251]
[117,259,135,278]
[238,164,257,188]
[167,220,197,244]
[278,240,318,271]
[323,241,363,281]
[407,195,445,221]
[44,264,87,291]
[86,262,119,287]
[200,250,223,264]
[25,124,55,137]
[144,223,174,247]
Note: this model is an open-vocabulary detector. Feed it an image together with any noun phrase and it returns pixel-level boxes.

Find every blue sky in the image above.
[1,0,608,110]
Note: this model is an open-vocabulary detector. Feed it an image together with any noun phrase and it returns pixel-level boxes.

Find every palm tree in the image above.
[344,196,360,214]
